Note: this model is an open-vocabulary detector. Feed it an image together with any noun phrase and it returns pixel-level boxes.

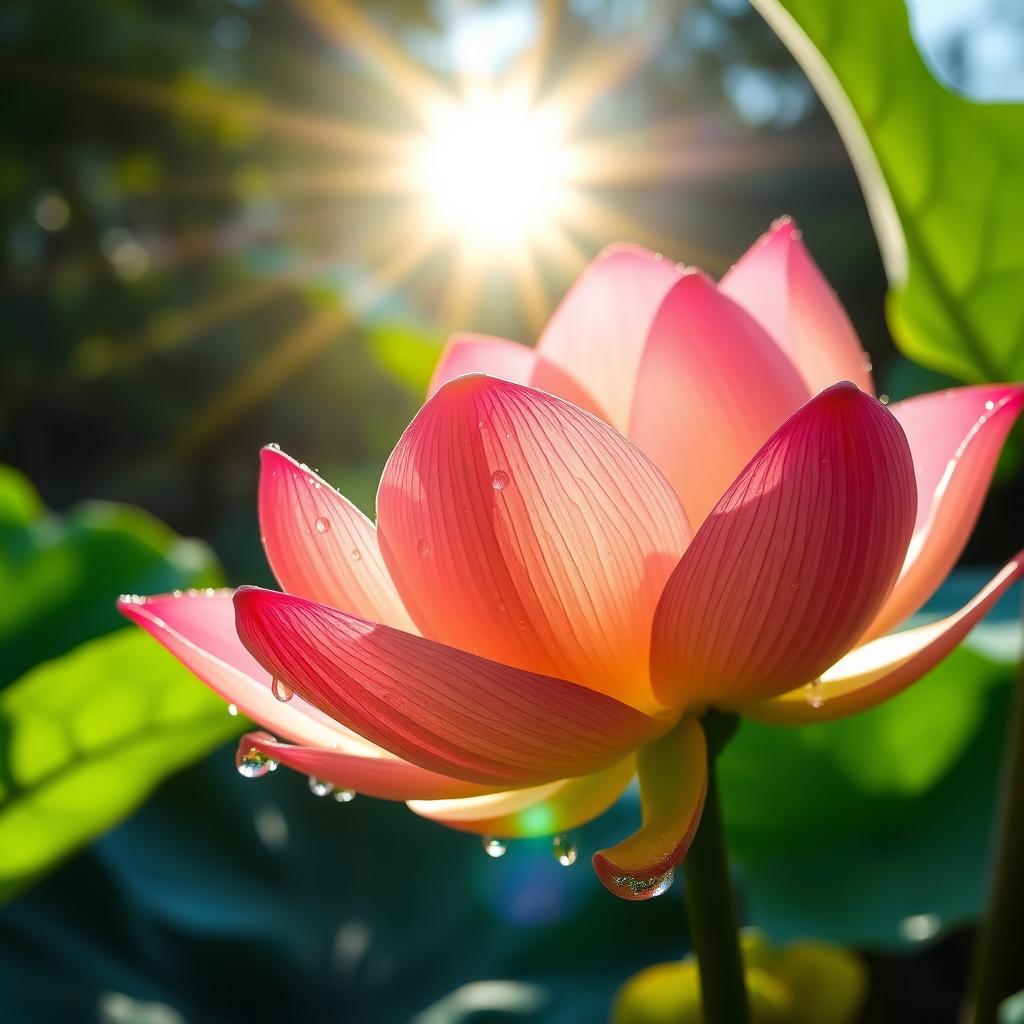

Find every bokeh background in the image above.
[1,1,1023,1022]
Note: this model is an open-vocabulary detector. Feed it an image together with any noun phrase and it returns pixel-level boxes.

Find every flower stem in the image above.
[966,658,1024,1023]
[683,712,750,1024]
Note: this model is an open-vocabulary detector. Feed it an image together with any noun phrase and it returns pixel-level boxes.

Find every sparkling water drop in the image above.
[985,400,995,411]
[490,470,510,492]
[879,393,890,405]
[350,548,361,561]
[267,442,281,450]
[417,539,430,557]
[608,868,675,899]
[483,836,507,858]
[237,747,277,778]
[227,703,239,717]
[806,680,824,709]
[315,516,331,534]
[553,834,578,866]
[333,788,357,803]
[308,776,334,797]
[272,678,293,702]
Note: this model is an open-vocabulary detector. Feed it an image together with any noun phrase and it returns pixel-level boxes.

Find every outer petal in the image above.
[117,590,377,753]
[533,244,683,431]
[408,757,636,837]
[629,272,810,525]
[259,447,415,630]
[233,587,669,787]
[744,554,1023,724]
[593,716,707,901]
[863,384,1024,639]
[237,731,497,800]
[377,375,691,713]
[428,333,536,397]
[651,383,916,709]
[721,218,873,395]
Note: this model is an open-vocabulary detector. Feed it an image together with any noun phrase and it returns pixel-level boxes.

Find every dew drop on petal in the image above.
[237,747,277,778]
[227,703,238,717]
[272,677,293,702]
[334,788,357,803]
[483,836,507,858]
[490,470,510,492]
[496,598,507,612]
[315,516,331,534]
[553,834,578,867]
[417,539,430,558]
[608,868,675,898]
[985,400,995,411]
[350,548,361,561]
[806,680,824,709]
[308,776,334,797]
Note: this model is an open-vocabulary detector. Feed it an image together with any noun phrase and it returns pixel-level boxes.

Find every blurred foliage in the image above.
[754,0,1024,385]
[611,929,866,1024]
[0,464,244,898]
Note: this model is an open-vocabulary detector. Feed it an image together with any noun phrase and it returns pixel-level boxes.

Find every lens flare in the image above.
[414,88,573,255]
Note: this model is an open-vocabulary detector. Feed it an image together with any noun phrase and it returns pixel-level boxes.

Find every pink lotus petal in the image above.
[117,590,377,753]
[744,553,1023,724]
[593,716,706,901]
[721,218,874,395]
[377,375,691,713]
[864,384,1024,639]
[533,244,683,431]
[233,587,670,787]
[630,271,810,526]
[259,447,415,630]
[238,731,498,800]
[651,383,916,709]
[428,333,536,398]
[407,757,636,837]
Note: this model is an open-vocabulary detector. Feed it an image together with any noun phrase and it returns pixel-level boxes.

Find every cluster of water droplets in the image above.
[480,833,579,866]
[608,868,676,899]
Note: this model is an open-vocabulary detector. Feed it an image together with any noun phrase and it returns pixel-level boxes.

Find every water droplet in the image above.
[477,419,486,429]
[984,400,995,411]
[315,516,330,534]
[608,868,675,899]
[483,836,507,858]
[237,747,277,778]
[505,432,512,440]
[653,252,664,261]
[553,834,578,866]
[272,678,293,702]
[308,776,334,797]
[417,539,430,557]
[496,598,507,612]
[333,788,356,803]
[227,703,239,717]
[517,618,527,629]
[267,442,281,450]
[879,393,890,405]
[806,680,824,709]
[863,360,874,373]
[491,470,510,492]
[789,577,800,592]
[350,548,361,561]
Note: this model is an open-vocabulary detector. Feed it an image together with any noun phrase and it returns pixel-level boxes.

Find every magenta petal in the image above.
[233,587,669,787]
[651,383,916,709]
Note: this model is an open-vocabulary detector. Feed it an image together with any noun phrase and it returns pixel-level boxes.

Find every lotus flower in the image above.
[120,219,1023,901]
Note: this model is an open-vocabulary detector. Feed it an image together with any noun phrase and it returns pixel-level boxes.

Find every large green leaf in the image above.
[0,465,219,686]
[752,0,1024,383]
[0,629,242,901]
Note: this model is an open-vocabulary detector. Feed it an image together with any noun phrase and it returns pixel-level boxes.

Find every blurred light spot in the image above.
[332,921,371,973]
[98,992,184,1024]
[899,912,941,942]
[71,336,115,380]
[212,14,251,51]
[253,805,289,849]
[411,981,548,1024]
[102,228,150,282]
[445,0,537,76]
[34,191,70,231]
[722,65,813,127]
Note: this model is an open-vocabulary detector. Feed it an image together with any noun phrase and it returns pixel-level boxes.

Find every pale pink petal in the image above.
[630,271,810,525]
[259,447,415,630]
[864,384,1024,639]
[593,716,706,901]
[533,244,683,431]
[427,333,536,397]
[376,375,691,713]
[651,383,916,709]
[233,587,669,787]
[117,590,377,753]
[721,218,874,395]
[237,731,498,800]
[407,757,636,837]
[744,554,1023,724]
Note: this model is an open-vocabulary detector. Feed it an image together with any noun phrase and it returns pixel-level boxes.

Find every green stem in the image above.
[683,716,750,1024]
[966,656,1024,1024]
